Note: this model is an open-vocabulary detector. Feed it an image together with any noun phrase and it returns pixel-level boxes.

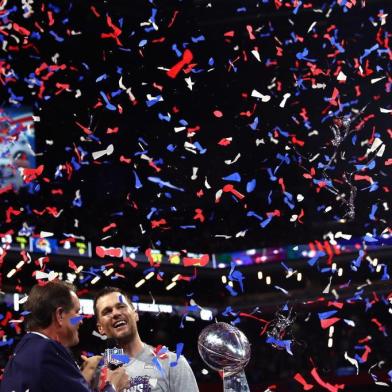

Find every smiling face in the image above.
[96,292,139,344]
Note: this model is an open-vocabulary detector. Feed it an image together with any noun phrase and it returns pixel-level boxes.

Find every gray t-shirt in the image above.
[110,344,199,392]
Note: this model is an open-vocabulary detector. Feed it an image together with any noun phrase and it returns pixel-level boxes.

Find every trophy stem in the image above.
[223,370,250,392]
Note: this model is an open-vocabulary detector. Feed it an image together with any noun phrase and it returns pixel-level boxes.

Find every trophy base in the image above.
[223,370,250,392]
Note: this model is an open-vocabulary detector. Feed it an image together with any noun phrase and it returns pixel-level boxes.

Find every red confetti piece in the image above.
[168,10,179,28]
[310,367,345,392]
[360,345,372,362]
[151,219,167,228]
[218,138,232,146]
[246,25,256,40]
[106,126,119,134]
[119,155,132,164]
[102,223,117,233]
[0,312,12,327]
[68,259,78,271]
[182,254,209,267]
[101,15,123,46]
[123,257,138,268]
[20,164,44,183]
[193,208,205,222]
[95,246,123,258]
[297,208,305,224]
[239,312,271,336]
[294,373,314,390]
[0,184,13,195]
[167,49,193,79]
[320,317,340,329]
[5,207,22,223]
[327,301,344,309]
[222,184,245,199]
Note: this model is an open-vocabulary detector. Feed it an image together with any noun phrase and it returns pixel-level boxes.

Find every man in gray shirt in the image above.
[93,287,199,392]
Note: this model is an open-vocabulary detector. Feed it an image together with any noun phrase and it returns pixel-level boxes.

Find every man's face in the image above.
[60,291,82,347]
[96,292,139,343]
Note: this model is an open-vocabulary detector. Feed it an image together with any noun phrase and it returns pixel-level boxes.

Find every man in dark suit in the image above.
[0,280,127,392]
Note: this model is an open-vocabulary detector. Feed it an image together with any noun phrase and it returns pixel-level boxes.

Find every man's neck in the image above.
[118,335,144,358]
[33,326,61,344]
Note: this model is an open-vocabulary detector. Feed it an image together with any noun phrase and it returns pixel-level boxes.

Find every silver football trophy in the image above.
[198,322,251,392]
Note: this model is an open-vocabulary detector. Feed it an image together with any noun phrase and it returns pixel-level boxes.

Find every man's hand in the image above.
[107,366,129,391]
[80,354,103,384]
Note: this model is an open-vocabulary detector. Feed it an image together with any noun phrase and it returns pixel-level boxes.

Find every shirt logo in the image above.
[125,375,152,392]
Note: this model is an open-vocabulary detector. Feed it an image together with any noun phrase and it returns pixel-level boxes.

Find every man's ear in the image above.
[97,322,106,336]
[135,311,139,323]
[54,307,64,325]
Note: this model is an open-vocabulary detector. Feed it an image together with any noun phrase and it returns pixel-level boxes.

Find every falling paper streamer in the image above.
[344,352,359,375]
[92,144,114,160]
[251,89,271,102]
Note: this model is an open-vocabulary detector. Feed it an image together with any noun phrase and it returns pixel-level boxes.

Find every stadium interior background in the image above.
[1,0,392,390]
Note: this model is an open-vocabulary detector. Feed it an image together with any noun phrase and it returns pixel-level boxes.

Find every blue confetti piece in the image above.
[229,267,245,292]
[246,179,256,193]
[111,354,130,364]
[0,338,14,347]
[307,251,325,267]
[351,250,365,271]
[296,48,316,62]
[172,44,182,57]
[158,113,171,122]
[267,168,277,181]
[70,315,83,325]
[147,207,158,220]
[191,35,205,43]
[70,157,81,171]
[293,1,302,14]
[369,204,378,221]
[359,43,379,63]
[222,306,236,317]
[49,30,64,42]
[152,357,166,377]
[133,170,143,189]
[146,95,163,107]
[147,177,184,191]
[381,265,390,281]
[266,336,293,355]
[363,235,378,243]
[249,116,259,130]
[225,284,238,296]
[170,343,184,367]
[222,173,241,182]
[96,74,108,82]
[72,194,82,208]
[260,216,273,228]
[193,142,207,154]
[99,91,116,111]
[247,211,263,221]
[318,310,338,320]
[231,317,241,326]
[267,191,273,205]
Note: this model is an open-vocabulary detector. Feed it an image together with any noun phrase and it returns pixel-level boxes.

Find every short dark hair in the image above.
[24,280,76,330]
[93,287,134,319]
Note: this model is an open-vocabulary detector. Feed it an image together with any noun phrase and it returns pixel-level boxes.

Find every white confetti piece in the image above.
[251,89,271,102]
